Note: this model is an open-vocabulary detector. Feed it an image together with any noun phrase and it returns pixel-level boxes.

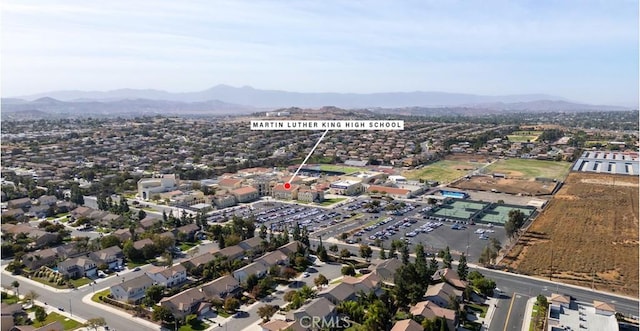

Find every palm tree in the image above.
[11,280,20,297]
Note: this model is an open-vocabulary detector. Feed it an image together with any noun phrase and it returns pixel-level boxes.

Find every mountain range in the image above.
[2,85,631,119]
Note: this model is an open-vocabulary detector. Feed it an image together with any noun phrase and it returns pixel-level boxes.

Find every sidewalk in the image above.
[81,291,161,330]
[521,297,536,331]
[480,297,498,331]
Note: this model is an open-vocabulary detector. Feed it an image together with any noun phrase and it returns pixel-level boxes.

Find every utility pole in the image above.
[549,247,553,281]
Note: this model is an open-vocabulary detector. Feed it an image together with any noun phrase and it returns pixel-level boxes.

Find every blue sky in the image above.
[2,0,638,106]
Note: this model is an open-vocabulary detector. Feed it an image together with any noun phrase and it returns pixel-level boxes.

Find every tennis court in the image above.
[479,205,535,224]
[432,200,488,220]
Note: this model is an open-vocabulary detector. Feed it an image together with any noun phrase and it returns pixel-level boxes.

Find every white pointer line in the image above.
[288,129,330,184]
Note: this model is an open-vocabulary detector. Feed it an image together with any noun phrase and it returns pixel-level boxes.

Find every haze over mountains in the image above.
[1,85,631,119]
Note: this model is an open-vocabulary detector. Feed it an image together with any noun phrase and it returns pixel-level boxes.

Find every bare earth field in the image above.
[451,176,556,195]
[499,172,639,296]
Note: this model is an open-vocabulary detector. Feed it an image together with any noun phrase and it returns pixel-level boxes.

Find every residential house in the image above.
[139,216,162,230]
[22,248,58,270]
[390,319,423,331]
[233,260,269,283]
[260,320,295,331]
[37,195,58,206]
[318,282,357,305]
[369,258,403,284]
[2,209,25,221]
[410,300,457,331]
[146,264,187,288]
[182,253,215,271]
[278,240,306,256]
[110,274,155,303]
[342,272,381,294]
[133,238,154,250]
[7,197,31,210]
[213,245,244,261]
[231,186,259,203]
[1,303,25,331]
[1,224,59,248]
[255,250,289,267]
[200,275,241,301]
[89,246,124,270]
[431,268,468,290]
[238,236,265,256]
[174,223,200,242]
[57,256,98,279]
[160,287,207,320]
[286,297,336,326]
[424,282,462,308]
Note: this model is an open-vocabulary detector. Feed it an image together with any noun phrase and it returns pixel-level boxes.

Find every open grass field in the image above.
[485,159,571,180]
[499,172,639,296]
[507,130,543,142]
[318,164,364,174]
[403,160,481,183]
[451,177,558,195]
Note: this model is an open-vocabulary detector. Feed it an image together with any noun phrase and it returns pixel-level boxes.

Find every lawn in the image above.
[319,198,346,206]
[485,158,571,180]
[179,241,201,251]
[1,292,20,304]
[467,303,488,318]
[178,319,209,331]
[69,277,92,288]
[216,310,231,318]
[507,135,539,142]
[403,160,479,183]
[91,289,110,303]
[126,260,151,268]
[33,311,83,330]
[318,164,364,174]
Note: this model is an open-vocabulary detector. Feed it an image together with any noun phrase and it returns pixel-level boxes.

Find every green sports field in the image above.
[403,160,480,183]
[485,158,571,180]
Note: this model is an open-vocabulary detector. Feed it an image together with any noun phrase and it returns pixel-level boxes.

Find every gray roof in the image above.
[295,297,335,317]
[114,274,154,292]
[200,275,239,298]
[238,236,263,251]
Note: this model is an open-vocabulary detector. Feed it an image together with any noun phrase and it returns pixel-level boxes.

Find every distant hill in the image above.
[1,97,255,120]
[14,84,632,111]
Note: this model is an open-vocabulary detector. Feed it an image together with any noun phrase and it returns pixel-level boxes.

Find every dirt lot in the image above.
[499,172,639,296]
[451,176,557,195]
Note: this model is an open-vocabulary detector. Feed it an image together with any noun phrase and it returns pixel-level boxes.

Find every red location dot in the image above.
[284,183,291,190]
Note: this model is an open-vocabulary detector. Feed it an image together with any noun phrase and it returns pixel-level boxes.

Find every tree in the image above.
[34,305,47,322]
[259,224,267,240]
[23,290,39,306]
[257,304,278,322]
[152,305,174,322]
[329,244,339,253]
[359,244,373,261]
[224,297,240,312]
[11,280,19,297]
[85,317,107,330]
[282,267,297,280]
[442,246,452,269]
[314,274,328,288]
[457,253,468,281]
[379,244,387,260]
[339,248,351,260]
[400,242,410,264]
[145,285,164,305]
[100,235,121,249]
[137,209,147,220]
[341,265,356,276]
[428,255,439,277]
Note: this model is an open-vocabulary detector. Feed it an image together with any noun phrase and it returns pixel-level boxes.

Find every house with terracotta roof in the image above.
[431,268,468,290]
[366,185,412,199]
[260,319,295,331]
[231,186,259,203]
[410,300,457,331]
[424,282,462,308]
[390,319,423,331]
[218,178,243,190]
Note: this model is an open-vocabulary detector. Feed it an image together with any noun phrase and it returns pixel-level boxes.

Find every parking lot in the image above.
[204,198,511,262]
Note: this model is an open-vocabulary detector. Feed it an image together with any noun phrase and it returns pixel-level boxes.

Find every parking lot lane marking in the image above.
[503,293,516,331]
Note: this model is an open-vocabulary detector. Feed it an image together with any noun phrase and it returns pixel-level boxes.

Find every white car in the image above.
[302,272,310,278]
